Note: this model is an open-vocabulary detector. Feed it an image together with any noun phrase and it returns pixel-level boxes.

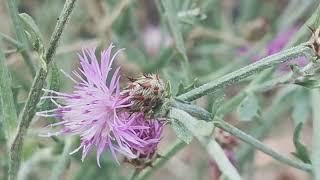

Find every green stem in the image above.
[8,1,77,179]
[178,45,310,101]
[215,120,311,172]
[137,140,186,180]
[6,0,36,76]
[174,101,312,172]
[311,89,320,179]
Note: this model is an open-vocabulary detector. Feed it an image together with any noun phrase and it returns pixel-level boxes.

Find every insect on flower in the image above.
[37,44,165,166]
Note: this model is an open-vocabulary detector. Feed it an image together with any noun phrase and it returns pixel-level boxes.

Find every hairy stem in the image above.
[178,44,310,101]
[8,1,77,179]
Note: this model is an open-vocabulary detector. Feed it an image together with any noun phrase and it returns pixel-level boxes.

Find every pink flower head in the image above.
[127,113,164,159]
[37,44,164,166]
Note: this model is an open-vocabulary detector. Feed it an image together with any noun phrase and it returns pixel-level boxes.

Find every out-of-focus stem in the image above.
[0,32,22,48]
[0,44,18,146]
[6,0,36,76]
[8,1,77,179]
[311,89,320,179]
[286,3,320,47]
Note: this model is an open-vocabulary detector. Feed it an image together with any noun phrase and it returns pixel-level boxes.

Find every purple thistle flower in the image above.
[127,113,164,159]
[37,44,164,166]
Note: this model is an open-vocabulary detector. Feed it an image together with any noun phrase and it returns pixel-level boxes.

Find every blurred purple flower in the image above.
[266,26,299,55]
[266,26,308,71]
[142,25,172,56]
[239,26,308,71]
[37,44,164,166]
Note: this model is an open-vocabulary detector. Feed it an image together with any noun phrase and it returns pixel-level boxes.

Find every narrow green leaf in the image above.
[18,13,45,54]
[176,79,198,96]
[176,83,185,96]
[171,119,193,144]
[292,123,311,164]
[237,93,260,122]
[0,47,18,145]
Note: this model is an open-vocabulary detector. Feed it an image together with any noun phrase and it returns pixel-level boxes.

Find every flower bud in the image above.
[123,74,166,114]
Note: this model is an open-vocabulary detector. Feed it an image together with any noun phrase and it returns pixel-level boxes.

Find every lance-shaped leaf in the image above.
[19,13,45,54]
[171,119,193,144]
[237,93,261,122]
[292,123,311,164]
[0,46,18,145]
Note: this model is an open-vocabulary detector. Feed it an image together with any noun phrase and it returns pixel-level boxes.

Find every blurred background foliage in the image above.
[0,0,319,179]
